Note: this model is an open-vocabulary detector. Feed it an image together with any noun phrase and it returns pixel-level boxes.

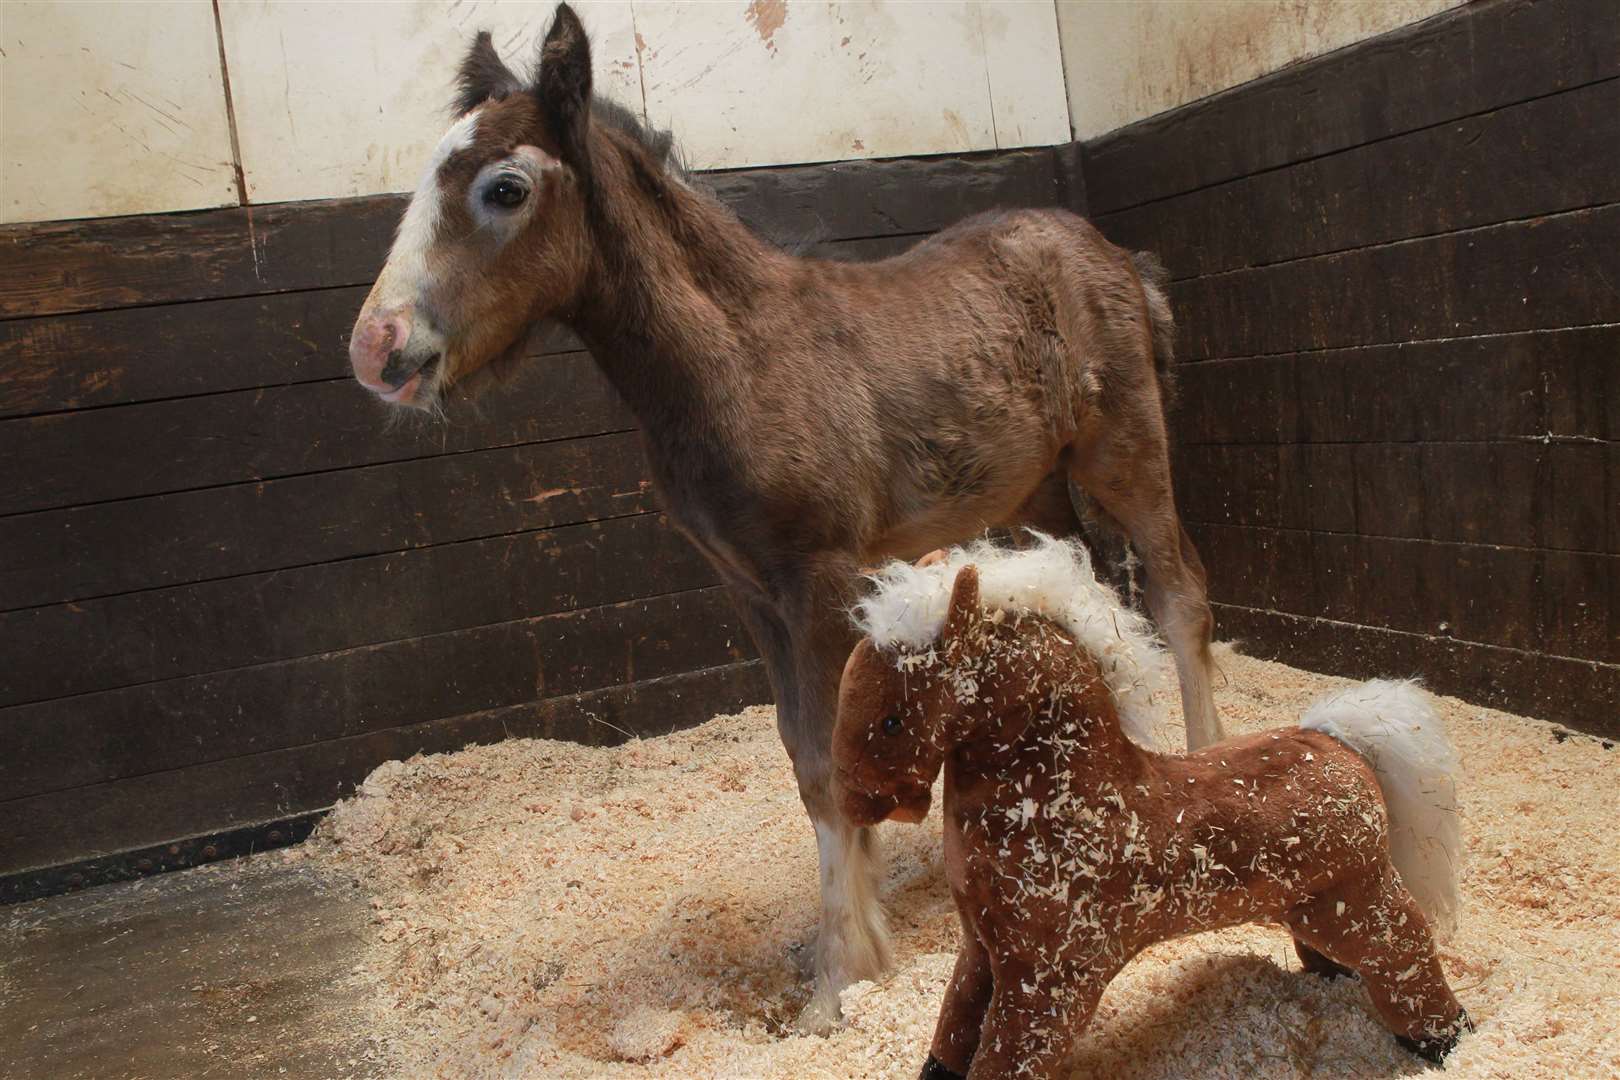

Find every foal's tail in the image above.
[1301,680,1463,939]
[1129,250,1177,408]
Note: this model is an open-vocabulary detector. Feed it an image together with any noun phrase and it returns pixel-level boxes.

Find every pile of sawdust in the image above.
[304,648,1619,1078]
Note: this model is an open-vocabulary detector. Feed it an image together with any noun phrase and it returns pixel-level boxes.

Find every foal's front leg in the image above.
[780,556,893,1032]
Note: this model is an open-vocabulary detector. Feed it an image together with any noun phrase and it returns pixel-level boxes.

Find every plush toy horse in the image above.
[834,536,1470,1080]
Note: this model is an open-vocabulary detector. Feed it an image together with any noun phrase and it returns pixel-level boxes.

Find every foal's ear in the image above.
[941,565,984,653]
[533,2,593,177]
[454,31,522,116]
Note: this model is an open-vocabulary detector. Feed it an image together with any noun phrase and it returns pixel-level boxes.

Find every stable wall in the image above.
[1086,0,1619,732]
[0,148,1082,899]
[1,0,1069,223]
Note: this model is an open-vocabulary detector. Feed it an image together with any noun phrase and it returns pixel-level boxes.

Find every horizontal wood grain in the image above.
[0,660,771,879]
[1192,523,1617,663]
[0,512,718,707]
[1171,325,1620,445]
[1098,78,1620,279]
[1169,205,1620,361]
[0,150,1069,321]
[1212,603,1618,739]
[0,585,754,802]
[1083,0,1619,214]
[1176,442,1616,554]
[0,350,632,516]
[0,431,657,610]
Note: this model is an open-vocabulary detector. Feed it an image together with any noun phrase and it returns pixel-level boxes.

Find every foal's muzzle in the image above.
[350,306,442,406]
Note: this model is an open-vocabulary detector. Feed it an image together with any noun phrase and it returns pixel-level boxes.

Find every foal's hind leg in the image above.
[1068,429,1223,748]
[1289,872,1470,1063]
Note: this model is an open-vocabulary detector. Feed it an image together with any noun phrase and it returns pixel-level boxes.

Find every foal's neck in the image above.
[566,130,784,439]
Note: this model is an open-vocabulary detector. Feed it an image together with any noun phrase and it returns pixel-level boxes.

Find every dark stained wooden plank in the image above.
[0,287,363,418]
[1172,325,1620,446]
[0,229,926,421]
[0,512,718,708]
[1083,0,1620,214]
[1179,442,1616,554]
[0,660,771,877]
[1192,523,1618,662]
[0,431,657,610]
[1099,79,1620,279]
[1211,603,1618,739]
[1170,205,1620,362]
[0,288,588,420]
[0,811,325,904]
[0,150,1068,322]
[705,148,1067,245]
[0,195,405,320]
[0,349,632,516]
[0,585,755,803]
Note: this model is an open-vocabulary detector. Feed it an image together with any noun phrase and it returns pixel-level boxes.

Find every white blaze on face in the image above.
[370,111,481,310]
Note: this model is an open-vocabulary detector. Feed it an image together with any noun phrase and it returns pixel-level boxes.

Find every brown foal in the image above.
[347,4,1221,1024]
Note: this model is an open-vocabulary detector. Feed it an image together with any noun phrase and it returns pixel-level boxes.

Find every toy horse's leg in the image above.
[1294,940,1355,981]
[1067,433,1224,749]
[750,556,890,1032]
[962,958,1107,1080]
[1289,872,1471,1064]
[920,914,996,1079]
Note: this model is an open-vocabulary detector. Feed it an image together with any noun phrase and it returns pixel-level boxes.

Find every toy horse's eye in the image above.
[882,715,903,736]
[485,177,528,208]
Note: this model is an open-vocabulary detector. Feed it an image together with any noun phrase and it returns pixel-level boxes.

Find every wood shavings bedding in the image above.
[303,648,1619,1078]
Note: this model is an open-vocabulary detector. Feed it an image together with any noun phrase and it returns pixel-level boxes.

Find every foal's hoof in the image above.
[1396,1009,1473,1066]
[794,988,841,1036]
[920,1053,967,1080]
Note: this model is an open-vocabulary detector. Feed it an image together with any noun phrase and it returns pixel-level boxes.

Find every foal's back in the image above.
[735,207,1160,557]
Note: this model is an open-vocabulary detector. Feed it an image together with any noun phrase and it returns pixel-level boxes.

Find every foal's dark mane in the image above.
[570,102,787,441]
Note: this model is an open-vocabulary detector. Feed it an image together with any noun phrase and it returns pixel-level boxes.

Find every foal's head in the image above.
[834,566,1056,826]
[350,3,613,410]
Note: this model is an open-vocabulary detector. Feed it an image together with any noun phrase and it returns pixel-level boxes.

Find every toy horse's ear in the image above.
[533,2,593,179]
[454,31,522,116]
[941,565,984,654]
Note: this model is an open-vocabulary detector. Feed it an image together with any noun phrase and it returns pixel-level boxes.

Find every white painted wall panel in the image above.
[217,0,641,205]
[979,1,1070,151]
[0,1,238,224]
[637,1,993,169]
[1057,0,1462,139]
[5,1,1074,221]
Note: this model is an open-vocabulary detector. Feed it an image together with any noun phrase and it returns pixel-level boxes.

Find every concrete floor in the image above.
[1,854,386,1080]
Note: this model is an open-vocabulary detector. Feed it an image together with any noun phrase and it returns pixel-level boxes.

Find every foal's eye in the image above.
[882,715,903,736]
[485,177,528,208]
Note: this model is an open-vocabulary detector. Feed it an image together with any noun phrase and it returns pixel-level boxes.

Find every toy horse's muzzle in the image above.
[837,773,932,827]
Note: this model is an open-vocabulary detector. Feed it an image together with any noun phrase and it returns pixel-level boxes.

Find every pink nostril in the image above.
[350,310,413,386]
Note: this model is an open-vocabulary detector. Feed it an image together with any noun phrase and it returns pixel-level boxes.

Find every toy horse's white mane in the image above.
[853,533,1173,749]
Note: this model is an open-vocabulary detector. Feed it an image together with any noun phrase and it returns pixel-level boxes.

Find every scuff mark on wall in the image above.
[744,0,787,55]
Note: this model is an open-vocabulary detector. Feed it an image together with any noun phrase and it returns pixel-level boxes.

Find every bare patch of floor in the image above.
[0,855,386,1080]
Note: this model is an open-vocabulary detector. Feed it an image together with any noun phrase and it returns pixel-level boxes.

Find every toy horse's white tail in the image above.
[1301,680,1463,939]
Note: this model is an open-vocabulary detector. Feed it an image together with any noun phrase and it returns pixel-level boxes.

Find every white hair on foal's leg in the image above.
[1302,679,1464,939]
[800,818,892,1032]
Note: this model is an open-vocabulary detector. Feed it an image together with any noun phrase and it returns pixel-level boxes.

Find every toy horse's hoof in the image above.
[920,1054,967,1080]
[1396,1008,1473,1066]
[1295,941,1356,981]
